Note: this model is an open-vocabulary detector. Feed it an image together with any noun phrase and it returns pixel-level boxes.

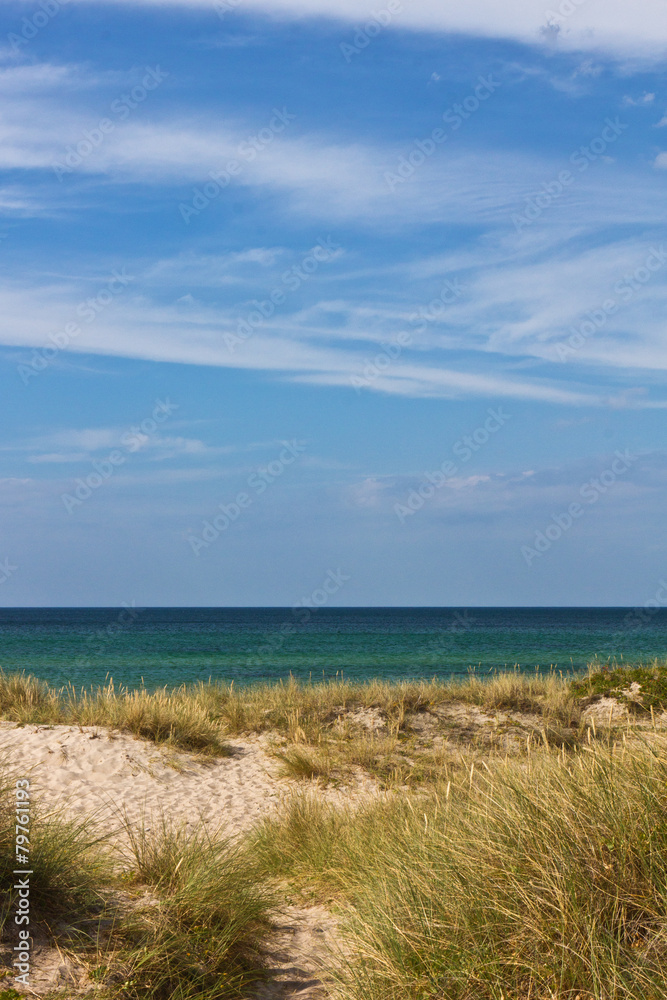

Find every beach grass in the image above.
[1,663,666,997]
[0,661,658,775]
[102,818,272,999]
[250,734,667,999]
[0,791,273,999]
[0,665,584,786]
[571,660,667,713]
[0,672,229,756]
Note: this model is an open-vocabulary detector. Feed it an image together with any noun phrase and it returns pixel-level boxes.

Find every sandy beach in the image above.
[0,721,379,998]
[0,666,665,999]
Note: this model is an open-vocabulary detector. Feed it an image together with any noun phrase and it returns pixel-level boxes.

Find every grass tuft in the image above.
[107,818,272,999]
[0,671,230,755]
[571,659,667,713]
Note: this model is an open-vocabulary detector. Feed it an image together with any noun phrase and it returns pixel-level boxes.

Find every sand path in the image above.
[0,722,371,998]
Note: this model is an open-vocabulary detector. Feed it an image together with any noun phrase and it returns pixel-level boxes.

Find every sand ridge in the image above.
[0,722,289,840]
[0,722,375,842]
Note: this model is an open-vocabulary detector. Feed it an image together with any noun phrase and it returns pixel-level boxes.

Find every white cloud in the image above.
[654,152,667,169]
[1,91,666,236]
[1,227,667,407]
[622,92,655,106]
[62,0,667,58]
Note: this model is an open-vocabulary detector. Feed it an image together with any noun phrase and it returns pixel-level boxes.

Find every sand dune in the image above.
[0,722,376,844]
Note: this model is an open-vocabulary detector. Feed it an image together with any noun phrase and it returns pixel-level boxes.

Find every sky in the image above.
[0,0,666,607]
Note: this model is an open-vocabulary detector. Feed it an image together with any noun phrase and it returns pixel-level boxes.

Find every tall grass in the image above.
[0,672,229,755]
[251,736,667,999]
[202,670,581,736]
[0,771,113,941]
[104,817,272,999]
[0,779,273,998]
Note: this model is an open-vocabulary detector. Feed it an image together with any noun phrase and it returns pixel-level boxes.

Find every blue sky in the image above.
[0,0,666,606]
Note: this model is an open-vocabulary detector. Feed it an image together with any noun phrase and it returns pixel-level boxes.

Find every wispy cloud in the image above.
[61,0,667,58]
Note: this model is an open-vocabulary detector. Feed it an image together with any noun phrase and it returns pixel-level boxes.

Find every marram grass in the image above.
[0,662,587,756]
[251,733,667,999]
[0,663,666,998]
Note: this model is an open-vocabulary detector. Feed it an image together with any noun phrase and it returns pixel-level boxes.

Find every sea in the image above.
[0,607,665,691]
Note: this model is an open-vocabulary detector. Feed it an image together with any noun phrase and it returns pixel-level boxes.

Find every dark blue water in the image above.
[0,607,665,691]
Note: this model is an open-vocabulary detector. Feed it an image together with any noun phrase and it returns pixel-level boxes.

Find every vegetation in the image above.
[571,660,667,713]
[0,663,666,997]
[0,665,584,765]
[103,818,272,999]
[0,790,272,999]
[0,672,229,755]
[252,735,667,999]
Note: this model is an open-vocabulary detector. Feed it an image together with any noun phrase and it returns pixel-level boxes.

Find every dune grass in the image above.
[98,818,272,1000]
[201,668,581,736]
[571,660,667,713]
[0,662,658,782]
[1,664,667,996]
[0,672,229,755]
[250,734,667,999]
[0,767,112,934]
[0,786,273,998]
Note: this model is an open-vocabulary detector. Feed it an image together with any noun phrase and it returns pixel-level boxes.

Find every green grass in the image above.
[0,791,273,999]
[251,736,667,999]
[571,660,667,713]
[0,780,112,932]
[101,818,273,999]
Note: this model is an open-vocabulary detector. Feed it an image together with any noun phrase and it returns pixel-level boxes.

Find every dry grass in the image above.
[203,670,580,737]
[1,665,667,997]
[251,734,667,999]
[0,664,652,784]
[0,672,229,755]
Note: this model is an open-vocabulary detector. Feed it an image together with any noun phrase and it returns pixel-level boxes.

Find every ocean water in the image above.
[0,607,665,691]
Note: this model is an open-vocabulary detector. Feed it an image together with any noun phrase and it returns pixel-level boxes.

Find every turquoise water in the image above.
[0,607,665,691]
